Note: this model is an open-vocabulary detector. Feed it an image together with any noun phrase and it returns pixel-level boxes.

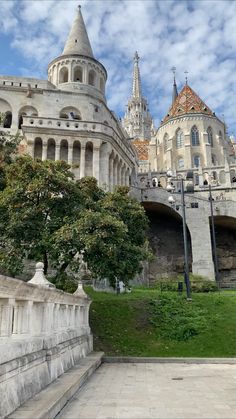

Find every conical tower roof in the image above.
[62,6,94,58]
[162,84,214,124]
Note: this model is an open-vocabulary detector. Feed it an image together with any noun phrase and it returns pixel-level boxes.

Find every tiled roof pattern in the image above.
[132,139,149,160]
[162,84,214,124]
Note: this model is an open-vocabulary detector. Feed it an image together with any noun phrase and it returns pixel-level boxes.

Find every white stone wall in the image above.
[149,114,233,186]
[0,76,137,191]
[0,274,92,418]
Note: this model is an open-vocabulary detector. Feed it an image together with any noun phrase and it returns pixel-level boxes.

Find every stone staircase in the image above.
[8,352,103,419]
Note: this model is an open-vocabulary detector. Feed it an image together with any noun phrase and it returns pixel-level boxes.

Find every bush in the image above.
[150,294,208,341]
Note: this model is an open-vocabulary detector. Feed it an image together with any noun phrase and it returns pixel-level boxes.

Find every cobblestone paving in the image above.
[58,363,236,419]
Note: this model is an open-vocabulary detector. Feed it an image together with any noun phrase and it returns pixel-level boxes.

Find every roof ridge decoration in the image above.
[162,84,214,124]
[62,5,94,58]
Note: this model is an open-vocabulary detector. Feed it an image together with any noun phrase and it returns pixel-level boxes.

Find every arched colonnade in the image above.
[32,137,131,189]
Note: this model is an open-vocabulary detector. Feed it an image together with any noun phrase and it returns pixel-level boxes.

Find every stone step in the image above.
[8,352,103,419]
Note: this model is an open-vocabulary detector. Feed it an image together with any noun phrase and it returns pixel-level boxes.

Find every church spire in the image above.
[171,67,178,105]
[62,5,94,58]
[132,51,142,98]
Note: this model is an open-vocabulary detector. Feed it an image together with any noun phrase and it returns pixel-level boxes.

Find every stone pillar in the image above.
[68,145,73,165]
[185,142,192,168]
[93,145,100,181]
[109,157,114,191]
[55,144,60,161]
[27,140,34,158]
[42,141,47,161]
[186,207,215,280]
[80,146,86,178]
[0,298,15,337]
[205,142,212,167]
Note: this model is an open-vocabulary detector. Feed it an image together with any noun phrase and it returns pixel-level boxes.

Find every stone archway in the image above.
[212,216,236,285]
[142,201,192,284]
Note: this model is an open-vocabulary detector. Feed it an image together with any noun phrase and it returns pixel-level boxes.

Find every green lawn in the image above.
[85,287,236,357]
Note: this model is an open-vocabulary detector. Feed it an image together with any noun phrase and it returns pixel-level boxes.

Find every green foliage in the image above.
[87,287,235,357]
[154,275,218,293]
[150,294,208,341]
[0,157,149,286]
[0,112,21,191]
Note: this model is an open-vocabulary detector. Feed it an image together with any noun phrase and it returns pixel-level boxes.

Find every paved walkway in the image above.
[58,362,236,418]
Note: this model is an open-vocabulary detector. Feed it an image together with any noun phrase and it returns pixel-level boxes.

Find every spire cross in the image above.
[184,70,189,85]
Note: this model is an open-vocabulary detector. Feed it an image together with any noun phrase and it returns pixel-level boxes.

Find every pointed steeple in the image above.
[132,51,142,98]
[62,5,94,58]
[172,76,178,105]
[171,67,178,105]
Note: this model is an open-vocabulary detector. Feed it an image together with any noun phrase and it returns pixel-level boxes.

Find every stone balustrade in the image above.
[0,263,93,418]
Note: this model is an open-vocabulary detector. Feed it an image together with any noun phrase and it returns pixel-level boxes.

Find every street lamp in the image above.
[167,171,193,300]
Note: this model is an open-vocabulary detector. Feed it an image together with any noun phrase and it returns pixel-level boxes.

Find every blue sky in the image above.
[0,0,236,137]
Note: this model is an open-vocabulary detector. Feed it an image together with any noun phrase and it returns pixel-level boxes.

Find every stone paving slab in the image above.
[57,362,236,419]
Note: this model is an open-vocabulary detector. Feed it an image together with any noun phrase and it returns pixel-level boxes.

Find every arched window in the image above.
[178,157,184,169]
[219,130,222,142]
[195,174,200,185]
[60,140,68,161]
[18,106,38,129]
[59,67,68,83]
[3,111,12,128]
[191,125,200,146]
[207,127,213,146]
[47,139,55,160]
[73,66,83,82]
[176,129,184,149]
[88,70,96,86]
[59,107,81,120]
[34,138,42,160]
[163,134,169,152]
[193,155,201,167]
[211,154,217,165]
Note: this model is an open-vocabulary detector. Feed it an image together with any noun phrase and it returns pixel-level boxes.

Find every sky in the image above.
[0,0,236,136]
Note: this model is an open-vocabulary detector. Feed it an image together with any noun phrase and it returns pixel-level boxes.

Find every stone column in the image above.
[68,145,73,165]
[42,141,47,161]
[80,146,86,178]
[0,298,15,337]
[27,140,34,158]
[186,207,215,279]
[55,144,60,161]
[93,145,100,181]
[109,156,114,191]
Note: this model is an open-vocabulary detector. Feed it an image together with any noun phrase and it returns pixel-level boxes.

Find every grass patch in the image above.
[86,287,236,357]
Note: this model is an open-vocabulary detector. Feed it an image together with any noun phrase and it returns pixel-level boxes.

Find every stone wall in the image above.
[0,269,93,418]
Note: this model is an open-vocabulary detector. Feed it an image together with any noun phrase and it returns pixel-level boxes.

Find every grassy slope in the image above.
[86,287,236,357]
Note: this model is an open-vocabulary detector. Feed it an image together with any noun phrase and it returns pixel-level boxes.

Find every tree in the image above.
[0,112,21,190]
[0,156,150,288]
[0,156,79,275]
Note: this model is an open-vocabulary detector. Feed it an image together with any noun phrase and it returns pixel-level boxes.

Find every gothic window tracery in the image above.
[191,125,200,146]
[207,127,213,146]
[178,157,184,169]
[176,129,184,149]
[193,155,201,167]
[163,134,168,152]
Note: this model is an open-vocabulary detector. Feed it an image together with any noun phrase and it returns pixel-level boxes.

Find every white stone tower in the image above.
[122,52,153,140]
[48,5,107,101]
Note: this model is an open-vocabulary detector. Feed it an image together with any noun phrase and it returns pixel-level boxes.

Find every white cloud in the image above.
[0,0,236,135]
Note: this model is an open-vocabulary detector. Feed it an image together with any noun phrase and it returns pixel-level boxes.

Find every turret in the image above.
[47,6,107,101]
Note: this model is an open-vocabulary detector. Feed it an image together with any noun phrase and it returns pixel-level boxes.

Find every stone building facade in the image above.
[0,7,137,191]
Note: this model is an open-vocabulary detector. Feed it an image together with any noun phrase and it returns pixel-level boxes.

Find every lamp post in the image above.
[167,171,192,300]
[208,185,220,287]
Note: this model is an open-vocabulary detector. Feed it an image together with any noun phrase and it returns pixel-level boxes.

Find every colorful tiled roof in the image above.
[132,139,149,160]
[162,84,214,124]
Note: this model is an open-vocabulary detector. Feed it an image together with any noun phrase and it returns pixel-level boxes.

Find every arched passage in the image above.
[212,216,236,285]
[142,201,192,284]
